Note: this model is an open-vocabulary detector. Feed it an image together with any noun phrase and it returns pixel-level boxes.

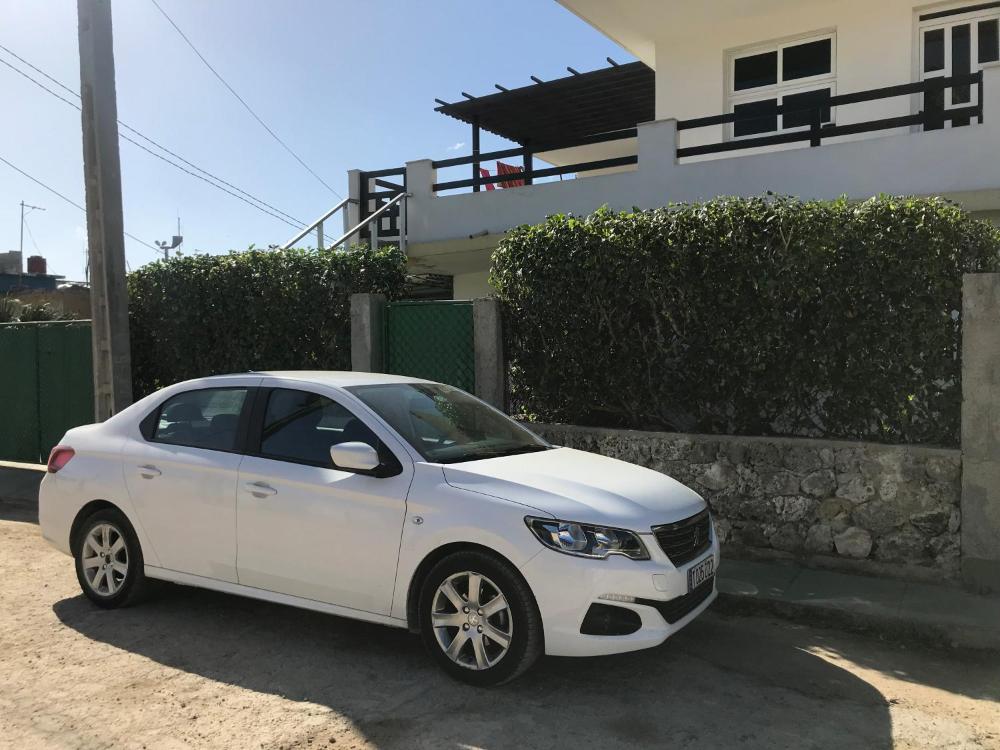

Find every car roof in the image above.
[205,370,433,388]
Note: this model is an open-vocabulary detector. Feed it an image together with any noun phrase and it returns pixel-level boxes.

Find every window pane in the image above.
[952,24,971,104]
[782,89,832,129]
[260,389,379,467]
[734,98,778,137]
[980,19,999,64]
[154,388,247,452]
[783,38,832,81]
[924,28,945,72]
[348,383,548,463]
[924,81,945,130]
[734,50,778,90]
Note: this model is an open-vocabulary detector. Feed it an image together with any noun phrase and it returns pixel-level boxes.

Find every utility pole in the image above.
[78,0,132,420]
[18,201,44,287]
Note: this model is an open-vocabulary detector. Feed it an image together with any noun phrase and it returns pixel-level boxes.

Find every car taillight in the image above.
[47,446,75,473]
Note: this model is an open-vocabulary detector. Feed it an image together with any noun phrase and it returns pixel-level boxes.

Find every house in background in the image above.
[328,0,1000,298]
[0,252,66,293]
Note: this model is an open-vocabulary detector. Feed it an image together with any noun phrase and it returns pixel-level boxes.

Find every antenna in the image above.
[156,216,183,260]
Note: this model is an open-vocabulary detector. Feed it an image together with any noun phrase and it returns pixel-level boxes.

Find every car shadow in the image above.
[53,582,896,749]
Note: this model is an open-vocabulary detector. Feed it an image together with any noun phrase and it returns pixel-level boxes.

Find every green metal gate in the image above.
[0,320,94,463]
[384,300,475,392]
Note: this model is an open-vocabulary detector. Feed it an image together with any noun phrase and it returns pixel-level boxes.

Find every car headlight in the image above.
[525,517,650,560]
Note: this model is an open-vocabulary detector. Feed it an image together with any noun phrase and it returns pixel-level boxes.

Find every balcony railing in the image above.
[357,166,407,245]
[358,72,986,202]
[676,71,984,158]
[430,128,638,194]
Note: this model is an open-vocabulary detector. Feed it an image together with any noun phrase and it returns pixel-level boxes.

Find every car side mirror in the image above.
[330,441,381,473]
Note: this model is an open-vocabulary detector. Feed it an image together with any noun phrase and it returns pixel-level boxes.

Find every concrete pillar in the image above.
[637,118,680,173]
[344,169,363,248]
[982,64,1000,123]
[961,273,1000,593]
[350,293,386,373]
[404,159,435,246]
[473,297,504,409]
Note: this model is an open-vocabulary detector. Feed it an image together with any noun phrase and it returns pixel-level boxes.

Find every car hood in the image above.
[442,447,706,532]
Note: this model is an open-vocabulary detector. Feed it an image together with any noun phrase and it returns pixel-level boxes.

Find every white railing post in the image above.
[637,118,680,172]
[404,159,435,247]
[399,194,408,256]
[344,169,363,248]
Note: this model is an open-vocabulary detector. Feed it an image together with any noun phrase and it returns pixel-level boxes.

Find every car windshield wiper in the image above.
[437,444,551,464]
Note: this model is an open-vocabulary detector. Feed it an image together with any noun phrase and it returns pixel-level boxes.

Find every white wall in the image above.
[651,0,925,151]
[453,271,492,300]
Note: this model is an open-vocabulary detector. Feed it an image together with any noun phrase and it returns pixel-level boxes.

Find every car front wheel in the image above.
[419,550,542,686]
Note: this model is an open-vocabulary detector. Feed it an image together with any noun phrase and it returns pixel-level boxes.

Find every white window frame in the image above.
[919,6,999,77]
[725,31,838,141]
[917,5,999,127]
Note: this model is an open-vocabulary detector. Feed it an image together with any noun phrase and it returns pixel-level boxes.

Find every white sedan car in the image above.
[40,371,718,685]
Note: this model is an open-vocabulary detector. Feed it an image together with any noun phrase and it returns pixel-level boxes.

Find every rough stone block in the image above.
[782,446,822,474]
[697,459,737,491]
[804,523,834,553]
[770,523,805,553]
[834,527,873,559]
[851,499,907,536]
[835,475,876,504]
[801,469,836,498]
[760,470,801,496]
[874,525,929,562]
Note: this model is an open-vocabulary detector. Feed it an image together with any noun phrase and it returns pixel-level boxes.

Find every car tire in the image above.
[419,549,543,686]
[73,507,150,609]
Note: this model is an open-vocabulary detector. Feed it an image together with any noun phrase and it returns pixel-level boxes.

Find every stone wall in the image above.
[530,423,962,582]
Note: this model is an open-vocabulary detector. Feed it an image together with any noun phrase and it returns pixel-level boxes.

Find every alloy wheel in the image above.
[80,522,129,597]
[431,571,513,670]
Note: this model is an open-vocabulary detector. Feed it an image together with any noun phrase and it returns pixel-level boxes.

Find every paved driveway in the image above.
[1,507,998,750]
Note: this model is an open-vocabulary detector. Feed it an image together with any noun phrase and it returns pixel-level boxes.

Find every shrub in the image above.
[491,195,1000,446]
[0,296,21,323]
[18,302,59,322]
[128,244,406,397]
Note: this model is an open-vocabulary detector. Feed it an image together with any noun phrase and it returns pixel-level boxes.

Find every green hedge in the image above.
[491,196,1000,446]
[128,245,406,397]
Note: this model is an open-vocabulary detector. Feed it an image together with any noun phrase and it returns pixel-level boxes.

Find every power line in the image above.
[0,57,303,230]
[0,44,307,228]
[0,153,161,253]
[149,0,343,200]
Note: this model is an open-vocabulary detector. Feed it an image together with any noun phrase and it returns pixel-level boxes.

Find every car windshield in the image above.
[346,382,551,464]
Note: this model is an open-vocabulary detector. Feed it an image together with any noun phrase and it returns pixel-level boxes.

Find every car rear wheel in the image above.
[419,550,542,686]
[74,508,149,608]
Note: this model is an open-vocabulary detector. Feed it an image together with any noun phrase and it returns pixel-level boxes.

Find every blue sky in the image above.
[0,0,632,281]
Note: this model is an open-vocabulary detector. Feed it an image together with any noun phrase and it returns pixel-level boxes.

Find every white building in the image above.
[335,0,1000,298]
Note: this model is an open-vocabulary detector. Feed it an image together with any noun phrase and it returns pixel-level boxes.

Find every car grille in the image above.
[652,509,712,567]
[637,577,716,625]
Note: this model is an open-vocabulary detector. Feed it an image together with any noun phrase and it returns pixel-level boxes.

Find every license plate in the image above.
[687,556,715,592]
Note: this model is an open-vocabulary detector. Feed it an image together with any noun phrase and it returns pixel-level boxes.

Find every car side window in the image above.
[259,388,381,468]
[152,388,248,452]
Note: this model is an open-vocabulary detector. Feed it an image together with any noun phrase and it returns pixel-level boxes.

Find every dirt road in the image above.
[1,507,997,750]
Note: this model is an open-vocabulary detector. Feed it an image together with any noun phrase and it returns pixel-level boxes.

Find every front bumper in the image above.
[519,531,720,657]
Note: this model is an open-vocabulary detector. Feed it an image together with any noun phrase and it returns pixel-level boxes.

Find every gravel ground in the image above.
[1,507,998,750]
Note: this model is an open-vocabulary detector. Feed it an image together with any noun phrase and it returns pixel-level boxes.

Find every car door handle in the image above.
[137,464,161,479]
[244,481,277,498]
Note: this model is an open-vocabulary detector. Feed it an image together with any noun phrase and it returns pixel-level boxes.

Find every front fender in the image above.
[390,465,548,621]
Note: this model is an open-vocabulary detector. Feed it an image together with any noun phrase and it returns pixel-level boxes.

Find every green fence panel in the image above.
[0,325,40,462]
[0,321,94,464]
[38,322,94,460]
[384,301,475,392]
